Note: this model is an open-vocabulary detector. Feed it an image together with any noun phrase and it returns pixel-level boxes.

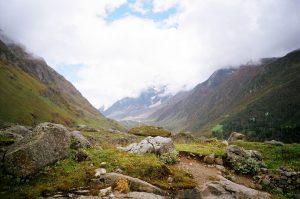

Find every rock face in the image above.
[121,136,175,155]
[70,131,91,149]
[201,175,271,199]
[227,132,246,141]
[4,122,70,177]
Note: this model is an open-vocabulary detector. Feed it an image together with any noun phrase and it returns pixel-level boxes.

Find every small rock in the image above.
[214,157,223,165]
[167,176,174,183]
[265,140,284,146]
[114,168,123,174]
[216,165,225,172]
[95,168,107,177]
[74,149,90,162]
[221,140,229,146]
[99,187,112,197]
[204,154,215,164]
[227,132,246,141]
[101,162,107,168]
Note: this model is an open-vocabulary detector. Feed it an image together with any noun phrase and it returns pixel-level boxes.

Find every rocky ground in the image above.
[0,124,300,198]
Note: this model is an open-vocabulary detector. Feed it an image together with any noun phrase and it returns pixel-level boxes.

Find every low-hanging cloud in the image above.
[0,0,299,108]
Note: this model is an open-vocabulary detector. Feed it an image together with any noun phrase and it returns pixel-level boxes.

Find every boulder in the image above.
[6,125,32,136]
[121,136,175,155]
[96,172,167,196]
[227,132,246,141]
[70,131,91,149]
[4,122,70,177]
[201,175,271,199]
[119,192,167,199]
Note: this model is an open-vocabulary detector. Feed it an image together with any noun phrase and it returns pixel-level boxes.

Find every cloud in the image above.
[0,0,299,108]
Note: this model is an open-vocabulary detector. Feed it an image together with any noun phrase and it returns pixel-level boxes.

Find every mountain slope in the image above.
[103,87,171,121]
[0,39,123,129]
[148,50,300,141]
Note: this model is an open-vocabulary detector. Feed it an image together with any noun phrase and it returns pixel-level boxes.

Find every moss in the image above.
[129,126,171,137]
[112,178,130,193]
[175,142,225,156]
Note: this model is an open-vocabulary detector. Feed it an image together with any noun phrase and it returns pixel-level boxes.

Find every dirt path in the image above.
[175,156,219,187]
[175,156,255,189]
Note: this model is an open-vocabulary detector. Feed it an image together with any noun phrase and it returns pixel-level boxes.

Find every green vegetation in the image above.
[176,140,300,171]
[129,125,171,137]
[211,124,224,139]
[0,130,195,198]
[175,142,225,156]
[232,141,300,171]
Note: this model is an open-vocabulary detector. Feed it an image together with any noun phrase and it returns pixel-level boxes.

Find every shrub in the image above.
[159,150,179,164]
[228,156,262,175]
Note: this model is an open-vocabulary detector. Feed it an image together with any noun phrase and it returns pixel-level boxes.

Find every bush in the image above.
[159,150,179,164]
[228,156,262,175]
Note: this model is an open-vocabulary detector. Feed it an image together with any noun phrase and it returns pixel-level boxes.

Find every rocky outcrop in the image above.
[120,136,175,155]
[70,131,91,149]
[228,132,246,141]
[4,122,70,177]
[95,172,167,196]
[225,145,265,174]
[201,175,271,199]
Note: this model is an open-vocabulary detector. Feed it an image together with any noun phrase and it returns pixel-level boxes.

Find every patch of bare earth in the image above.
[175,156,255,189]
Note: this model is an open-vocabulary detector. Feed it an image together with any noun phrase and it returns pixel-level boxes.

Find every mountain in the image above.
[148,50,300,142]
[0,38,123,130]
[103,87,171,121]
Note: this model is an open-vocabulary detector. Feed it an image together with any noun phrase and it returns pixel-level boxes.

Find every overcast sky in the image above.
[0,0,300,109]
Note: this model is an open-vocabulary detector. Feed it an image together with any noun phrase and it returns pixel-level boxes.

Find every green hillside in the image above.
[149,50,300,142]
[0,39,123,130]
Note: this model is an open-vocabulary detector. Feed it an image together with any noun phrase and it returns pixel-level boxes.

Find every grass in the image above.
[232,141,300,171]
[175,140,300,171]
[128,126,171,137]
[175,142,225,156]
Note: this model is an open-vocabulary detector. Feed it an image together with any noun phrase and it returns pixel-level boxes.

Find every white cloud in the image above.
[0,0,299,108]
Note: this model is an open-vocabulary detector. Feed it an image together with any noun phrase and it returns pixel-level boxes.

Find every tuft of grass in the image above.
[129,126,171,137]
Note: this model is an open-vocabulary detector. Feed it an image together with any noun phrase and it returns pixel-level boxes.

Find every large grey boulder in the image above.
[121,136,175,155]
[70,131,91,149]
[201,175,271,199]
[228,132,246,141]
[4,122,70,177]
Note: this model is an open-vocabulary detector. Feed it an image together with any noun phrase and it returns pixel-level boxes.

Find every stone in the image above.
[204,154,215,164]
[216,165,225,172]
[101,162,107,168]
[99,186,112,197]
[227,132,246,141]
[74,149,90,162]
[77,124,98,132]
[201,175,271,199]
[221,140,229,146]
[214,157,223,165]
[70,131,91,149]
[167,176,173,183]
[265,140,284,146]
[4,122,70,177]
[95,168,106,177]
[120,136,175,155]
[248,150,263,161]
[120,192,166,199]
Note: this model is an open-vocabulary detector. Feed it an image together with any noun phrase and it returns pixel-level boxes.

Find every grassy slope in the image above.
[129,125,171,137]
[0,40,124,130]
